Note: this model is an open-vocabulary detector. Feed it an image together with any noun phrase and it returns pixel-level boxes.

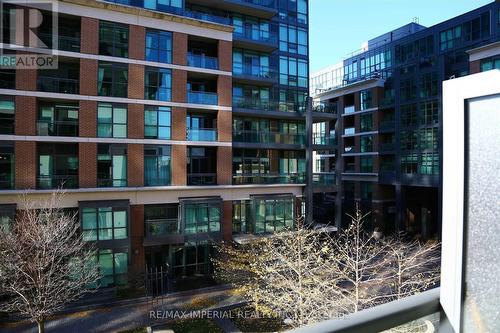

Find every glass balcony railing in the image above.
[344,127,356,135]
[37,120,79,137]
[37,175,78,189]
[313,134,336,146]
[233,130,306,145]
[186,128,218,141]
[234,29,278,44]
[188,173,217,186]
[184,10,231,25]
[145,218,180,237]
[187,91,218,105]
[233,65,278,80]
[233,173,305,185]
[233,96,275,110]
[187,53,219,70]
[344,105,355,114]
[313,173,336,186]
[312,102,338,114]
[38,77,79,94]
[237,0,276,9]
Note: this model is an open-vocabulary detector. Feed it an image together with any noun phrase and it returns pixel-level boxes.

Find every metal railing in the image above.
[188,173,217,186]
[145,218,179,237]
[37,175,78,189]
[233,130,306,145]
[313,134,336,146]
[313,173,336,186]
[313,102,338,114]
[233,173,305,185]
[187,91,218,105]
[186,128,218,141]
[187,53,219,70]
[37,120,79,137]
[38,77,79,94]
[287,288,441,333]
[184,10,231,25]
[97,179,127,188]
[234,65,278,80]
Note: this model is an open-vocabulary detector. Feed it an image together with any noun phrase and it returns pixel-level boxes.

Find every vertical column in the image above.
[128,64,145,99]
[217,111,232,142]
[14,96,36,135]
[80,17,99,54]
[79,101,97,137]
[129,25,146,60]
[128,144,144,187]
[15,57,37,91]
[217,75,232,107]
[218,40,232,72]
[172,70,187,103]
[217,146,232,185]
[15,142,36,189]
[222,201,233,241]
[80,59,98,96]
[79,143,97,188]
[172,32,187,66]
[171,107,187,141]
[128,104,145,139]
[172,145,187,186]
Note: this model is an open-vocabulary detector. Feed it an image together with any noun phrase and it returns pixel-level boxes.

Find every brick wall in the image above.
[128,64,145,99]
[217,75,232,107]
[15,141,36,189]
[172,145,186,186]
[129,25,146,60]
[222,201,233,241]
[128,104,144,139]
[217,146,232,185]
[173,32,187,66]
[470,60,481,74]
[218,40,232,72]
[130,204,145,274]
[80,17,99,54]
[217,111,232,142]
[79,143,97,188]
[128,144,144,187]
[14,96,36,135]
[172,70,187,103]
[16,60,37,91]
[80,59,98,96]
[79,100,97,137]
[171,107,187,140]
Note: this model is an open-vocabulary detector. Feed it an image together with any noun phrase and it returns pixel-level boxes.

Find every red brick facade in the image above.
[217,76,232,107]
[14,96,37,135]
[80,17,99,54]
[129,25,146,60]
[128,64,145,99]
[128,104,145,139]
[79,143,97,188]
[15,141,36,189]
[128,144,144,187]
[222,201,233,241]
[218,40,232,72]
[171,107,187,141]
[130,204,145,274]
[172,145,187,186]
[173,32,187,66]
[79,100,98,137]
[172,70,187,103]
[80,59,98,96]
[217,146,233,185]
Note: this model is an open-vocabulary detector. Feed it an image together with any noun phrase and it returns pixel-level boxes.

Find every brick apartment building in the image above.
[0,0,310,288]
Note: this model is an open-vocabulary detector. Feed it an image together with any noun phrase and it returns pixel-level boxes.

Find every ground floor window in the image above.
[171,242,211,277]
[232,200,252,234]
[184,202,221,234]
[254,197,294,234]
[94,249,128,288]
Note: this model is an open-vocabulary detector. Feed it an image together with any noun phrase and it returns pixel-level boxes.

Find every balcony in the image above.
[344,105,355,114]
[344,127,356,136]
[37,77,79,94]
[186,53,219,70]
[233,130,305,145]
[145,218,180,238]
[188,173,217,186]
[233,96,275,111]
[313,173,336,186]
[186,128,218,141]
[313,102,338,114]
[37,175,78,189]
[187,91,218,105]
[37,120,78,137]
[184,10,231,25]
[233,173,305,185]
[313,134,336,146]
[233,28,278,49]
[233,65,278,84]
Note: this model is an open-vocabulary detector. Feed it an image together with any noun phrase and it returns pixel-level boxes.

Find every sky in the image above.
[309,0,494,73]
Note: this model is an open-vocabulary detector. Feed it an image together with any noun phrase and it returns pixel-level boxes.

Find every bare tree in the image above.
[214,207,441,330]
[213,218,345,328]
[0,192,100,333]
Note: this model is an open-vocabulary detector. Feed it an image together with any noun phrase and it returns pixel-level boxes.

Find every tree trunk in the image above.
[37,320,45,333]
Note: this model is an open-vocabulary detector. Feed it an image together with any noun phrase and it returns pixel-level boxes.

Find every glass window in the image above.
[360,90,373,110]
[184,202,221,234]
[0,144,14,190]
[81,207,128,241]
[37,143,78,189]
[360,114,373,132]
[254,197,294,234]
[97,103,127,138]
[99,21,129,58]
[145,29,172,63]
[420,152,439,175]
[37,103,79,137]
[144,145,171,186]
[144,106,171,139]
[360,156,373,173]
[0,97,14,135]
[401,153,418,174]
[94,249,128,287]
[360,136,373,153]
[145,67,172,101]
[97,144,127,187]
[98,61,128,97]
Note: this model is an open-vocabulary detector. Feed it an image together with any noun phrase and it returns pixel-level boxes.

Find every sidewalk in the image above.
[0,285,243,333]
